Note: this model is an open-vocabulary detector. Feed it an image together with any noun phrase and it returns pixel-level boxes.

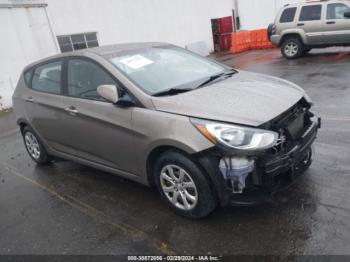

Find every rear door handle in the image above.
[297,23,305,26]
[25,97,34,103]
[326,21,336,24]
[65,106,79,115]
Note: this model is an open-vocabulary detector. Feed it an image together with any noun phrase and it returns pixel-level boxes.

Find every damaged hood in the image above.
[151,71,306,127]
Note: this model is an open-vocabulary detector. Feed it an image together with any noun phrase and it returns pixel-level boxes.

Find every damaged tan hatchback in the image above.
[12,43,321,218]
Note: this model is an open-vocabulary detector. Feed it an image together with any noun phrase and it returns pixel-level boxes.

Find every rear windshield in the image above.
[280,7,297,23]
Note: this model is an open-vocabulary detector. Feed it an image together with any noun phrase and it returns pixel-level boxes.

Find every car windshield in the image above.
[107,45,228,95]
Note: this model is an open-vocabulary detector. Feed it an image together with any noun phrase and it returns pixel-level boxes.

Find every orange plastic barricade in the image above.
[258,29,265,49]
[230,32,238,53]
[243,31,251,51]
[230,28,276,54]
[250,30,258,49]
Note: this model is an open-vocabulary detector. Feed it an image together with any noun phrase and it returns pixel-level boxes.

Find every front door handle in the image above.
[297,23,305,26]
[25,97,34,103]
[326,21,336,24]
[65,106,79,115]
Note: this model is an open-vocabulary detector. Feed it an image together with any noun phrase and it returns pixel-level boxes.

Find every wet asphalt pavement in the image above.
[1,47,350,256]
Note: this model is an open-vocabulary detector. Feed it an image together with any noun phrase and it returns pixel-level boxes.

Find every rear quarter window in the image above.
[280,7,297,23]
[32,61,62,95]
[24,70,33,88]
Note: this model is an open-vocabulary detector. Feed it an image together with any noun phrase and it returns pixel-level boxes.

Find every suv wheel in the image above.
[281,37,303,59]
[23,126,52,165]
[154,151,217,219]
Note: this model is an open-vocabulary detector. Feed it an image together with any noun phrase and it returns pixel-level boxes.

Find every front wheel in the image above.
[281,37,303,59]
[154,151,217,219]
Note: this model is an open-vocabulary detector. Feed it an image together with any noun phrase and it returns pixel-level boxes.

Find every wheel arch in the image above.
[145,144,217,191]
[146,145,220,206]
[146,145,194,187]
[17,118,30,134]
[280,32,305,46]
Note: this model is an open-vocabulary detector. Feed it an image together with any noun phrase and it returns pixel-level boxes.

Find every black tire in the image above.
[22,126,52,165]
[281,37,303,59]
[302,48,312,55]
[154,151,217,219]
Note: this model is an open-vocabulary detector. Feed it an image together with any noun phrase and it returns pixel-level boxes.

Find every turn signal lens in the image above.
[193,123,217,144]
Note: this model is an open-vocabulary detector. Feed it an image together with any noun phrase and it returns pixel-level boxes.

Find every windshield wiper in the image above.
[153,69,238,97]
[195,73,225,89]
[153,88,193,97]
[195,69,238,89]
[225,68,238,77]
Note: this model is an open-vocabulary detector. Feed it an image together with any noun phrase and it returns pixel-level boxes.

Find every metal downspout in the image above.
[44,5,60,53]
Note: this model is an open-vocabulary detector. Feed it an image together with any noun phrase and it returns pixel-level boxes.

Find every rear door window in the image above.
[280,7,297,23]
[299,5,322,21]
[32,61,62,95]
[327,3,350,19]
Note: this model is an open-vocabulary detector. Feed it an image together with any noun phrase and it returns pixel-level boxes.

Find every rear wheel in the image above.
[281,37,303,59]
[22,126,52,165]
[154,151,217,219]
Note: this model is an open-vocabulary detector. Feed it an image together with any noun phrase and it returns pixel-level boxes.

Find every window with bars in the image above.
[57,33,99,53]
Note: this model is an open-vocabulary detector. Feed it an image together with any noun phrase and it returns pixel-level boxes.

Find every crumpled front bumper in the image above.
[196,116,321,207]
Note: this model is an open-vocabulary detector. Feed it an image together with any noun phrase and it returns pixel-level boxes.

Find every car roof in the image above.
[24,42,168,71]
[282,0,349,8]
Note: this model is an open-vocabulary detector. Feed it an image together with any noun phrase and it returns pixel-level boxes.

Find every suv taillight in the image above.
[267,23,276,40]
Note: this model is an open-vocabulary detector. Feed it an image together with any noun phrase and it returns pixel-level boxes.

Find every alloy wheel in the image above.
[160,165,198,211]
[284,42,299,57]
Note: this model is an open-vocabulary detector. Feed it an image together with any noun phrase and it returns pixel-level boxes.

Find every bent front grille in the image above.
[269,99,314,153]
[261,116,319,188]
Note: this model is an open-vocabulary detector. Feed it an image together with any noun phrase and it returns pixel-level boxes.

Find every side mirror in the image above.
[344,11,350,18]
[97,85,119,103]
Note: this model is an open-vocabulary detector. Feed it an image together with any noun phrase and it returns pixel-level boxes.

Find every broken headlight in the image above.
[191,119,278,151]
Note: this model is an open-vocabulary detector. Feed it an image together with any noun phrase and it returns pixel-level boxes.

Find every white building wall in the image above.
[236,0,304,30]
[47,0,234,52]
[0,2,58,109]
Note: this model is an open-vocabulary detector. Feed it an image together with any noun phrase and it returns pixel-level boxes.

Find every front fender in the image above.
[132,108,214,181]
